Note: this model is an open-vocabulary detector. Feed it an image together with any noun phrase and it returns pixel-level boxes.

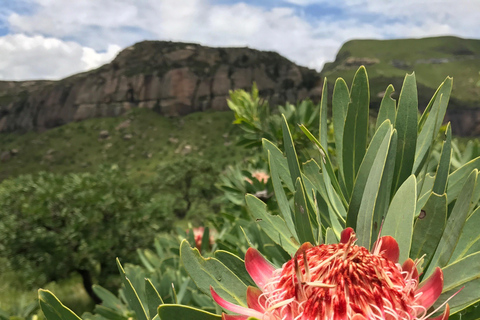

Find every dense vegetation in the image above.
[2,66,480,320]
[0,109,250,316]
[0,166,175,303]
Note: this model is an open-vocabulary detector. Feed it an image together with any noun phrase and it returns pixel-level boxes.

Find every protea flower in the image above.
[210,228,450,320]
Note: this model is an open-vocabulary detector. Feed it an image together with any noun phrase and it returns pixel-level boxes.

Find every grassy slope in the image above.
[321,36,480,108]
[0,108,249,316]
[0,108,247,181]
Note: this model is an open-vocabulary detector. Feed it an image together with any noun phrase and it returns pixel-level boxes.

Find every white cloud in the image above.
[0,34,121,80]
[3,0,353,74]
[1,0,480,80]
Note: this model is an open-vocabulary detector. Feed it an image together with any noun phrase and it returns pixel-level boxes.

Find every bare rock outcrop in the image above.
[0,41,322,132]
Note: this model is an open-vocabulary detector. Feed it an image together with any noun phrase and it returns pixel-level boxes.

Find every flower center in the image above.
[262,242,420,320]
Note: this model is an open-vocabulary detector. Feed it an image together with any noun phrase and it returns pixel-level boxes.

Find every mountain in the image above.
[0,41,322,133]
[1,36,480,135]
[321,36,480,135]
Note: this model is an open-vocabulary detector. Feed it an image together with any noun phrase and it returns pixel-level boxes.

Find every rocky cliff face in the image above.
[0,41,322,132]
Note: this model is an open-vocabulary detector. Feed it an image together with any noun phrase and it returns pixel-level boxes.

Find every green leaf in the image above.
[201,227,211,254]
[281,115,302,187]
[176,278,191,305]
[125,265,147,312]
[376,84,396,131]
[92,285,129,313]
[157,305,220,320]
[393,72,418,192]
[264,144,296,239]
[440,279,480,316]
[371,129,397,244]
[417,78,443,132]
[145,279,164,318]
[381,175,416,262]
[246,194,298,254]
[433,123,452,194]
[355,128,393,249]
[325,227,337,244]
[412,93,442,176]
[448,303,480,320]
[38,289,82,320]
[319,77,328,148]
[410,193,447,264]
[432,78,453,136]
[116,259,149,320]
[299,124,347,207]
[94,306,129,320]
[263,139,294,191]
[187,228,196,248]
[302,160,337,234]
[449,206,480,262]
[332,78,350,181]
[293,178,316,245]
[434,252,480,313]
[418,173,436,201]
[447,157,480,204]
[262,243,290,265]
[137,249,155,273]
[425,169,478,277]
[443,251,480,292]
[180,240,247,306]
[413,78,451,175]
[320,160,345,237]
[346,120,392,229]
[342,66,370,197]
[214,250,256,287]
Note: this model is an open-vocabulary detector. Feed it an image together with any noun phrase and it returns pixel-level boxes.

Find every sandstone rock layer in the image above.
[0,41,322,132]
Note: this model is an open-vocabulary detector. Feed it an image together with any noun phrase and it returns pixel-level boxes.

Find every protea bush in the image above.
[39,67,480,320]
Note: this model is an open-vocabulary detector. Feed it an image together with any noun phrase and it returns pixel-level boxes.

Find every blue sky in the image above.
[0,0,479,80]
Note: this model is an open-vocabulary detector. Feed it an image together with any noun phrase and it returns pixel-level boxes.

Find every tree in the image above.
[154,157,220,219]
[0,165,172,303]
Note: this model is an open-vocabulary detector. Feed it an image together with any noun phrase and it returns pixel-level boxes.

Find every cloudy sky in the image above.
[0,0,479,80]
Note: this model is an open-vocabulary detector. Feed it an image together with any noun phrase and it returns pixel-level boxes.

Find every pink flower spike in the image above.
[210,286,264,319]
[415,267,444,311]
[246,286,265,312]
[372,235,400,263]
[245,247,276,289]
[340,227,355,243]
[429,303,450,320]
[350,314,367,320]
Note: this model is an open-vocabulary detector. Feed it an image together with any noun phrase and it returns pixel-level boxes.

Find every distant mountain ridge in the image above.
[321,36,480,135]
[1,36,480,135]
[0,41,322,133]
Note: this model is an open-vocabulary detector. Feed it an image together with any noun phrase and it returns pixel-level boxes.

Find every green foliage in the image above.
[36,67,480,319]
[226,67,480,315]
[227,84,320,153]
[0,166,172,292]
[154,157,219,220]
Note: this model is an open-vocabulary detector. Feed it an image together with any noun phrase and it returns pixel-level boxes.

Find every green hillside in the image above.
[321,36,480,109]
[0,108,247,181]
